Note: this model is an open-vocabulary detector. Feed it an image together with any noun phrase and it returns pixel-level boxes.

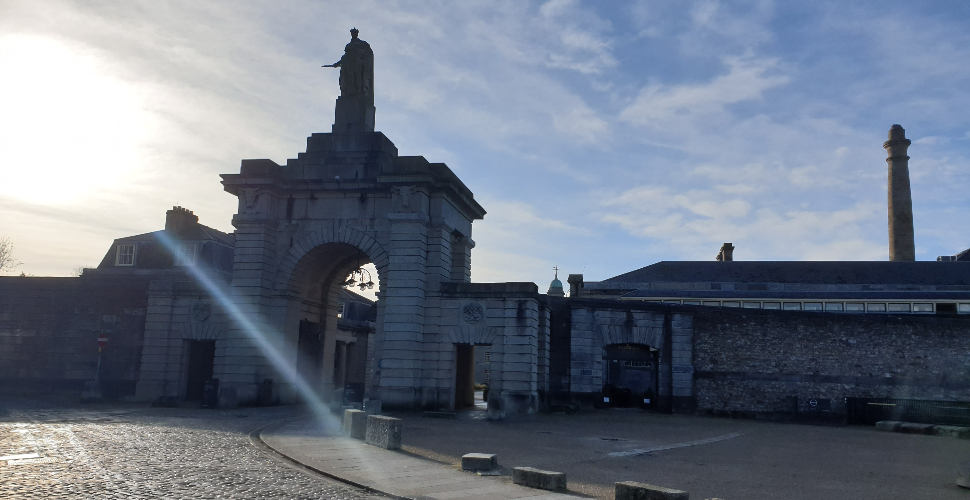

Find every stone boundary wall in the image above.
[565,302,685,410]
[440,282,540,416]
[692,307,970,416]
[0,275,151,397]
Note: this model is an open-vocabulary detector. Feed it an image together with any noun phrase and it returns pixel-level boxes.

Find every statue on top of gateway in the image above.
[323,28,376,133]
[323,28,374,101]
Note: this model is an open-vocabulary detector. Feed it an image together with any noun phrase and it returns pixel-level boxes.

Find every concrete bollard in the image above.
[365,415,402,450]
[615,481,689,500]
[512,467,566,491]
[958,462,970,489]
[874,420,901,432]
[342,409,368,439]
[897,422,935,435]
[935,425,970,439]
[461,453,497,471]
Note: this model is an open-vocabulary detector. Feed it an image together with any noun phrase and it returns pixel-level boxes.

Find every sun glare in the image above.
[0,35,147,204]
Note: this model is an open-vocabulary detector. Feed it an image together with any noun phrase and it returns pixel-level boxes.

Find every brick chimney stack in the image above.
[885,125,915,261]
[165,206,198,236]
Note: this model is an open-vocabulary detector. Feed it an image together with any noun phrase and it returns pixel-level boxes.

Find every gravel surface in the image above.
[0,397,383,499]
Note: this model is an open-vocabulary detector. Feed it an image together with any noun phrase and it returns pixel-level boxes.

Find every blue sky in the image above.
[2,1,969,290]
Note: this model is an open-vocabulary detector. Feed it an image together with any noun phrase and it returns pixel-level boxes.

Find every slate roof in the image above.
[114,224,233,246]
[602,261,970,286]
[622,289,970,300]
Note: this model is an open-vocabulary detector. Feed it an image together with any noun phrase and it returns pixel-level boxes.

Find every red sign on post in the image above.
[97,334,108,349]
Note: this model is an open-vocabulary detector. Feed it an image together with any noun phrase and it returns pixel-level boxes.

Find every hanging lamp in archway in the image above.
[343,251,375,291]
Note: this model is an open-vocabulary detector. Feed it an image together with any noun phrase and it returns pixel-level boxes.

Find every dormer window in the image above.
[175,242,199,266]
[115,244,135,266]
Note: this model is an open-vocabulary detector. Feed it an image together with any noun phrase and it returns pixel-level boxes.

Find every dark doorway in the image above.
[297,320,323,390]
[603,344,657,408]
[455,344,476,409]
[185,340,216,401]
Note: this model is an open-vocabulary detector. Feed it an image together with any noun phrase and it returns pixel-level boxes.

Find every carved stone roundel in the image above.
[462,302,484,324]
[192,301,212,322]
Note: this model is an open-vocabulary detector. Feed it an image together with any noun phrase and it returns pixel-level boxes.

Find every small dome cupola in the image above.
[547,266,565,297]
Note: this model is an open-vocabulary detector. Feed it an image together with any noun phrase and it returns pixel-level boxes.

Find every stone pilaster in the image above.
[377,213,429,408]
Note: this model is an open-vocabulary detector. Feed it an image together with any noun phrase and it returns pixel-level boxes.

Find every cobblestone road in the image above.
[0,398,383,499]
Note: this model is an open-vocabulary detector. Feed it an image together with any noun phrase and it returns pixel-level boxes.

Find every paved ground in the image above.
[396,408,970,500]
[3,396,967,500]
[263,419,575,500]
[0,396,383,500]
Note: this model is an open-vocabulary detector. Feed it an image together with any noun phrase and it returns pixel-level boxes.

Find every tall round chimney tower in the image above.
[884,124,915,261]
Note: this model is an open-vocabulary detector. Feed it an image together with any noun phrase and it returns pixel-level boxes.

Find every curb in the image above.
[249,418,415,500]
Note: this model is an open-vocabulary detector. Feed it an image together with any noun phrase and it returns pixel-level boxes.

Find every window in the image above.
[763,302,781,310]
[887,303,911,313]
[742,302,761,309]
[913,303,933,313]
[702,301,721,307]
[867,303,887,312]
[722,301,740,308]
[683,301,701,305]
[783,302,801,311]
[959,304,970,314]
[845,303,865,312]
[115,244,135,266]
[824,303,843,312]
[804,302,823,311]
[175,243,198,266]
[663,300,681,305]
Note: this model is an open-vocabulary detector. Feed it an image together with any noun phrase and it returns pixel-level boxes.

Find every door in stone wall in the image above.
[185,340,215,401]
[603,344,657,407]
[454,344,476,409]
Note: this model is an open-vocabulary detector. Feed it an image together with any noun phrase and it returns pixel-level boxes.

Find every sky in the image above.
[2,1,970,291]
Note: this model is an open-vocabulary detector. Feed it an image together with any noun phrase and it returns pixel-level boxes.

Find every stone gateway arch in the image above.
[217,29,500,411]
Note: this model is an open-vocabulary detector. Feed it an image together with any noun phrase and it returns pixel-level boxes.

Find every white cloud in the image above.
[620,55,789,127]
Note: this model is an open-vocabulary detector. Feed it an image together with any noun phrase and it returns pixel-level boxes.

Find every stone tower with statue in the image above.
[215,29,545,412]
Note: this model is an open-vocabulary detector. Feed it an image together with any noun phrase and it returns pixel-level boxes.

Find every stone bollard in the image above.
[958,462,970,489]
[461,453,497,471]
[874,421,901,432]
[363,399,382,415]
[935,425,970,439]
[615,481,689,500]
[365,415,402,450]
[343,409,368,439]
[512,467,566,491]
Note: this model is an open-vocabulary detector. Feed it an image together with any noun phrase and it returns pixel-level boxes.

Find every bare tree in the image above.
[0,237,23,274]
[71,266,93,277]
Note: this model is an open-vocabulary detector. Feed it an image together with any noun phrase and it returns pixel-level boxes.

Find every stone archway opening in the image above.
[284,242,381,405]
[603,343,658,409]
